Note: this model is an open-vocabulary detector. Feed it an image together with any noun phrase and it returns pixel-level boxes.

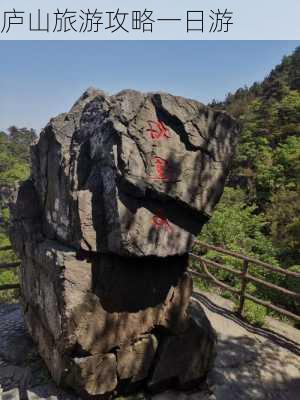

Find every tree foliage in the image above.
[0,127,35,185]
[203,47,300,324]
[0,127,36,301]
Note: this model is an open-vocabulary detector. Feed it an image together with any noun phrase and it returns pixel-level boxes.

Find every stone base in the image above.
[19,240,216,398]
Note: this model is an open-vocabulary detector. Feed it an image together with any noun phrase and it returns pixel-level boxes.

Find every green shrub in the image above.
[193,277,211,292]
[0,269,19,302]
[241,300,267,327]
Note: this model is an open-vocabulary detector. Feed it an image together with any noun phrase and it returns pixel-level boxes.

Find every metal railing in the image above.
[189,241,300,322]
[1,243,300,323]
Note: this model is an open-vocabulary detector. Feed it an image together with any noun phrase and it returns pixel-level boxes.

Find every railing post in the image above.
[237,260,249,317]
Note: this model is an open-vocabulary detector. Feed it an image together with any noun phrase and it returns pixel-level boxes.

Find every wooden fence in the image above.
[189,240,300,322]
[1,243,300,323]
[0,245,20,292]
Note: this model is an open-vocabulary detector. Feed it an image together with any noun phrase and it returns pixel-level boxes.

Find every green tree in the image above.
[266,189,300,265]
[200,187,278,264]
[0,126,35,301]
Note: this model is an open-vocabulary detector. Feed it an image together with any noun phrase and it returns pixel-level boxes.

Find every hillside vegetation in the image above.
[0,127,36,300]
[198,47,300,324]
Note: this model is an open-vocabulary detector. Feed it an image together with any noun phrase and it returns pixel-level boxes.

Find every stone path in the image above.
[0,295,299,400]
[0,304,78,400]
[193,291,300,400]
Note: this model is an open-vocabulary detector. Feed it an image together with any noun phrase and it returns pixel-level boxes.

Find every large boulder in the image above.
[31,88,239,257]
[9,88,238,398]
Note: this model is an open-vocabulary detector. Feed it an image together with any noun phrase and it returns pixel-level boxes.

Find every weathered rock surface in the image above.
[30,88,239,257]
[67,353,117,396]
[9,88,238,398]
[149,311,216,391]
[117,335,158,383]
[19,233,192,358]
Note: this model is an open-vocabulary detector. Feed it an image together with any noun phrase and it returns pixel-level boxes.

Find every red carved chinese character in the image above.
[154,156,168,180]
[146,120,171,140]
[148,156,170,181]
[152,211,173,232]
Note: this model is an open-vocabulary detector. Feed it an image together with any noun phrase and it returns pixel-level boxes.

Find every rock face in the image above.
[9,88,239,398]
[30,88,239,257]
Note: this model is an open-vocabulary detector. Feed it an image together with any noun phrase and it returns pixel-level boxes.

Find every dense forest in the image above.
[0,47,299,324]
[198,46,300,324]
